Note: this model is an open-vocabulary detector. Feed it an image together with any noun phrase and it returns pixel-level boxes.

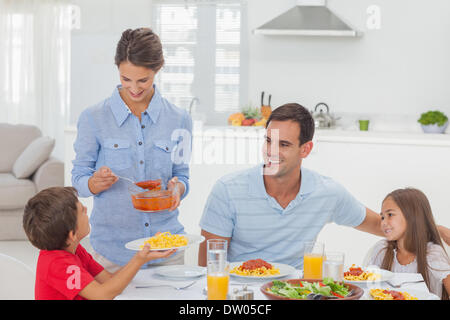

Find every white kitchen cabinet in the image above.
[179,127,450,266]
[65,126,450,266]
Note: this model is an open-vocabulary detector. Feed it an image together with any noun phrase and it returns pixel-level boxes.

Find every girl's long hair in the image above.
[380,188,449,300]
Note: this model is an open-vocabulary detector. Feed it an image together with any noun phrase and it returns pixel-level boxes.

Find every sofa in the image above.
[0,123,64,240]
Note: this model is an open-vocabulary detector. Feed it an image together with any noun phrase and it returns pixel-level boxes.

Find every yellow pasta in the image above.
[370,289,418,300]
[139,231,188,250]
[343,264,381,281]
[230,259,280,277]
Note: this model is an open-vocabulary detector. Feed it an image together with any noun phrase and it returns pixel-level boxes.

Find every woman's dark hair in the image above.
[379,188,449,300]
[266,103,315,146]
[23,187,79,250]
[115,27,165,71]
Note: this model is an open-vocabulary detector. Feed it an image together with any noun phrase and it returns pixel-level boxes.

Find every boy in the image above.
[23,186,175,300]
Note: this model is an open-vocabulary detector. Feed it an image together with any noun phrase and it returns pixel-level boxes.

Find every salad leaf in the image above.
[315,283,332,296]
[323,277,349,296]
[269,279,350,299]
[271,280,286,289]
[279,288,302,299]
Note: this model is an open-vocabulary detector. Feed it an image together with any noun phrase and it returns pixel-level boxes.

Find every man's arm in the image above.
[198,230,231,267]
[354,208,384,237]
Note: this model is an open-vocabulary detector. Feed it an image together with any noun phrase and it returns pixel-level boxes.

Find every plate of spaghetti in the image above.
[367,288,438,300]
[343,264,393,284]
[125,232,205,251]
[368,288,418,300]
[229,259,296,279]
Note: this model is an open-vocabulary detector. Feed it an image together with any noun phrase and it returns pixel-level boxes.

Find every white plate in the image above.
[364,288,440,300]
[154,265,206,279]
[229,261,296,279]
[125,233,205,251]
[343,265,394,284]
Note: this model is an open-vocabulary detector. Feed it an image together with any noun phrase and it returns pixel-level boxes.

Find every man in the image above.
[198,103,383,268]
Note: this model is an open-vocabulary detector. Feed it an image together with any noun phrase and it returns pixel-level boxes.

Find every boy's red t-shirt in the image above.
[35,244,105,300]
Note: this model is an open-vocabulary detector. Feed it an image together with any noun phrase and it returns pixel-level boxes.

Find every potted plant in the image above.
[417,110,448,134]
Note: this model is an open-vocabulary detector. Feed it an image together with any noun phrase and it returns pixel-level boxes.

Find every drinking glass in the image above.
[303,241,324,279]
[323,251,345,281]
[206,239,229,300]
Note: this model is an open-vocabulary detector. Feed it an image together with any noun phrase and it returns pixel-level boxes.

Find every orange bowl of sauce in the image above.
[129,180,174,212]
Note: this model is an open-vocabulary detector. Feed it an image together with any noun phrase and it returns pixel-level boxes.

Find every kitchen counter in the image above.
[65,124,450,147]
[313,128,450,147]
[191,123,450,147]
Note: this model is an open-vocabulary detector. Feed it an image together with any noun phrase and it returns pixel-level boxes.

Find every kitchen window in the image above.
[152,0,248,125]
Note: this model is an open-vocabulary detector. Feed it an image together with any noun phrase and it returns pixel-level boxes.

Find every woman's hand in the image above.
[167,176,185,211]
[88,166,119,195]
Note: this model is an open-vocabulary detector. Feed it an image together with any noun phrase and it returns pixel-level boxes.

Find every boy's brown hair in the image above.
[23,187,79,250]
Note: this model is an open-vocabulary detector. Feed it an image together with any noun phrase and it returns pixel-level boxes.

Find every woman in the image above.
[71,28,192,272]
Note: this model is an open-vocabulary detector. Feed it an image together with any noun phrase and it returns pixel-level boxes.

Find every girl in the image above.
[367,188,450,299]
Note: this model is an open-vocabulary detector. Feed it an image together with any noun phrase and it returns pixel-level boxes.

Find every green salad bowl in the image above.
[260,279,364,300]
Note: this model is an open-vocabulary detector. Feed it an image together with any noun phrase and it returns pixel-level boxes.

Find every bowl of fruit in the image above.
[228,105,269,127]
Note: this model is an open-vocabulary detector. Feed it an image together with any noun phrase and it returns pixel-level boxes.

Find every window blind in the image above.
[153,1,246,124]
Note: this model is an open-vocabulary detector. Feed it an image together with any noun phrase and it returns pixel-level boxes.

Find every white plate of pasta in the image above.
[343,264,394,284]
[125,232,205,251]
[364,288,439,300]
[229,259,296,279]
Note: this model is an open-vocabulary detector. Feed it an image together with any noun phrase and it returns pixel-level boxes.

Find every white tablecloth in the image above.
[115,267,439,300]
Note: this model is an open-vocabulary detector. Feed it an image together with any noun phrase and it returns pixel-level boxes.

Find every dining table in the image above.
[115,265,440,300]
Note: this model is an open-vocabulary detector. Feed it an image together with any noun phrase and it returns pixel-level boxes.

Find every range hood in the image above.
[254,0,361,37]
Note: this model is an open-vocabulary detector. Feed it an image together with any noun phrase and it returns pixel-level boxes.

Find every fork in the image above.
[386,279,424,288]
[135,281,196,290]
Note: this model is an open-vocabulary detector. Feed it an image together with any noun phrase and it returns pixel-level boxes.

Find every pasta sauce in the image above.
[241,259,273,271]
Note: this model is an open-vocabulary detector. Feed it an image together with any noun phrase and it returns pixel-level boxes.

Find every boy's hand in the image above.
[88,166,119,194]
[136,243,177,264]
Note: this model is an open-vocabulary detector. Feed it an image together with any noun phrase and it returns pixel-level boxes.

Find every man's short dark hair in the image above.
[23,187,79,250]
[266,103,315,146]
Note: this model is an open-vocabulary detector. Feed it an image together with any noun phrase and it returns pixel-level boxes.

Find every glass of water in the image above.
[323,251,345,281]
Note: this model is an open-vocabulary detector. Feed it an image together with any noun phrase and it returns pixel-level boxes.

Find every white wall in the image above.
[70,0,154,125]
[247,0,450,118]
[70,0,450,126]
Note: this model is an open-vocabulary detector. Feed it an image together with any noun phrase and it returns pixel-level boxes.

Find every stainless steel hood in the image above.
[253,0,361,37]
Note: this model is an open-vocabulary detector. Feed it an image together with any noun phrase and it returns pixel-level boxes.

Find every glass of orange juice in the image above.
[303,241,324,279]
[207,239,229,300]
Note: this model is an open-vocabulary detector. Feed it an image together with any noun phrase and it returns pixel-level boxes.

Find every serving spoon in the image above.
[85,167,136,185]
[85,167,170,194]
